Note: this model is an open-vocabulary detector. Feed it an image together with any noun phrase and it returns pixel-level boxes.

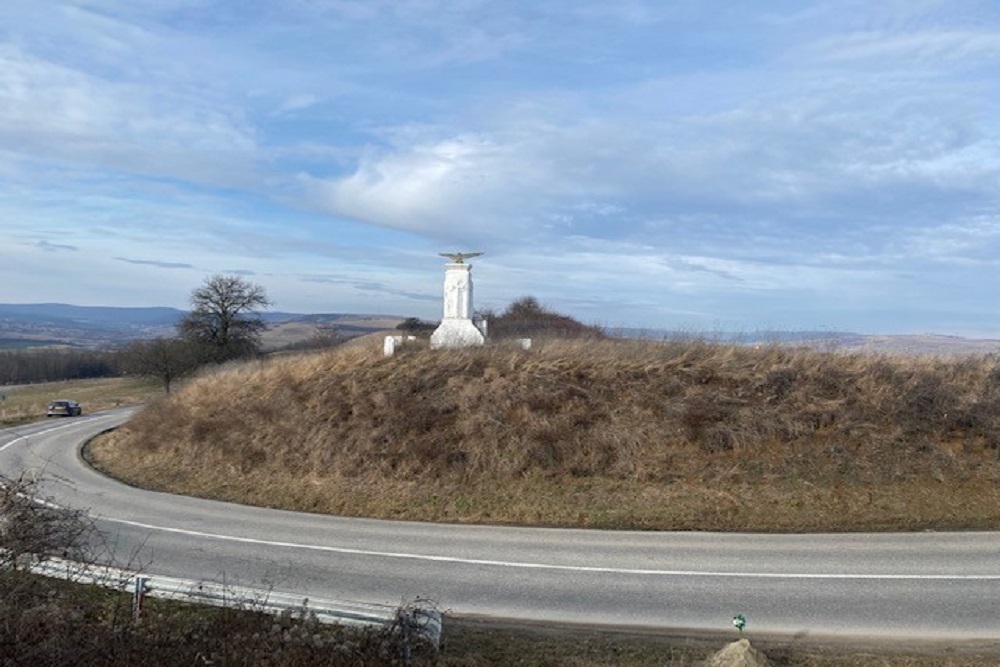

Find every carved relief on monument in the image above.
[430,252,487,349]
[443,265,472,319]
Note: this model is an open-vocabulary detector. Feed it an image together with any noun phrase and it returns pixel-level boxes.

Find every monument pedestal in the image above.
[430,318,486,349]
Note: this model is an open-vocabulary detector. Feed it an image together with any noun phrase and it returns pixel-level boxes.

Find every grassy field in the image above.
[18,339,1000,664]
[0,376,161,427]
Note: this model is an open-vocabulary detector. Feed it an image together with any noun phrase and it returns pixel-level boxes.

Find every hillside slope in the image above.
[90,338,1000,531]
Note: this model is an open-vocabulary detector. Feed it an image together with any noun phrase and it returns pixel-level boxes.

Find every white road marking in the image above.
[104,517,1000,581]
[7,415,998,583]
[0,415,114,452]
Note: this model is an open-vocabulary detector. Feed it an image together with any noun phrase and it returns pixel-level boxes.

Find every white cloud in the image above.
[814,30,1000,64]
[0,44,259,187]
[303,61,1000,265]
[2,0,1000,334]
[304,131,562,241]
[275,94,319,115]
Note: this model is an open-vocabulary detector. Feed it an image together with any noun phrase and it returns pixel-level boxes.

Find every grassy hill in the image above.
[89,337,1000,532]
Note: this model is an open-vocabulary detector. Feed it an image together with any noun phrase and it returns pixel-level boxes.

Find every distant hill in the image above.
[0,303,182,325]
[0,303,183,349]
[834,334,1000,357]
[260,315,406,350]
[1,303,998,356]
[611,327,1000,356]
[0,303,404,350]
[613,328,866,345]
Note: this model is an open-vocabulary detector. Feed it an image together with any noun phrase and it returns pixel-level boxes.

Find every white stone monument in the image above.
[430,252,487,349]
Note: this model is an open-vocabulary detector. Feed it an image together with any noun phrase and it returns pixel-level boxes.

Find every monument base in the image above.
[430,318,486,349]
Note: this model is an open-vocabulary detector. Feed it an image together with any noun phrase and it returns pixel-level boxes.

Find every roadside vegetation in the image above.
[1,575,439,667]
[441,620,999,666]
[0,473,437,666]
[4,468,991,667]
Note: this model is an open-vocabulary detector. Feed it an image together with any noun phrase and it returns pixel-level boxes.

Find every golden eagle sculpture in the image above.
[438,252,484,264]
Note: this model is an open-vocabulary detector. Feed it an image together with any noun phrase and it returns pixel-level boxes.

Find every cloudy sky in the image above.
[2,1,999,336]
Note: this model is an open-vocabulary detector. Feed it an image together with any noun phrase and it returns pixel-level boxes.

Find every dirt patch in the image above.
[707,638,772,666]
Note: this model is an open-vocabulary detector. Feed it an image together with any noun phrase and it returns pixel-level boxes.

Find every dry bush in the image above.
[0,473,96,570]
[0,573,438,666]
[0,473,436,666]
[90,339,1000,530]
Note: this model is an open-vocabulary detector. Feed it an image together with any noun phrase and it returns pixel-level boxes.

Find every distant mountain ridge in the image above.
[613,327,868,346]
[0,303,181,348]
[0,303,183,323]
[615,327,1000,356]
[1,303,998,356]
[0,303,403,349]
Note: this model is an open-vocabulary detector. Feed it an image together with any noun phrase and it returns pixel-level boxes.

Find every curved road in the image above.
[2,409,999,641]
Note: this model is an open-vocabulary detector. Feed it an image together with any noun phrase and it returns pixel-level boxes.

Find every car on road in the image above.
[47,399,82,417]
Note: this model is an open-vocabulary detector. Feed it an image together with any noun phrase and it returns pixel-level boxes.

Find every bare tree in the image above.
[179,275,271,364]
[0,473,94,570]
[119,337,200,393]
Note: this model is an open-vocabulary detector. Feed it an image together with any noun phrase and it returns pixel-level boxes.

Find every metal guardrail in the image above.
[28,557,442,646]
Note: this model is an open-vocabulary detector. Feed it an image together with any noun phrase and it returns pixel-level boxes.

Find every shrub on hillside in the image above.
[479,296,603,340]
[396,318,437,336]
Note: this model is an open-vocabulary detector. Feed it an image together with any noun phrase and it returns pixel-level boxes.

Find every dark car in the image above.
[47,399,82,417]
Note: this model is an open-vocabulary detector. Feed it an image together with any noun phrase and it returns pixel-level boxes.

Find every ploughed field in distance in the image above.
[90,338,1000,532]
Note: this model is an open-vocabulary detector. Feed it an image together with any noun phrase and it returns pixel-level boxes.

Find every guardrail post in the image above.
[133,576,150,620]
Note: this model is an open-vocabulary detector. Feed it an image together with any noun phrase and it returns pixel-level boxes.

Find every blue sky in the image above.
[2,1,1000,336]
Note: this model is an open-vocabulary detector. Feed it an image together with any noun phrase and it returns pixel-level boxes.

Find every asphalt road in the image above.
[2,409,999,641]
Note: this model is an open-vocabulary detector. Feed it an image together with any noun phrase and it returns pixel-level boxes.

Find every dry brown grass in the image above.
[442,618,1000,666]
[0,571,437,667]
[89,338,1000,531]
